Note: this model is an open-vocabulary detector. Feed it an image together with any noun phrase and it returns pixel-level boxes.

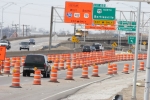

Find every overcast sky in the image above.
[0,0,150,33]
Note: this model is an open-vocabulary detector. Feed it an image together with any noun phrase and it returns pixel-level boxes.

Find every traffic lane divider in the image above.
[6,50,81,57]
[0,60,146,78]
[0,66,23,76]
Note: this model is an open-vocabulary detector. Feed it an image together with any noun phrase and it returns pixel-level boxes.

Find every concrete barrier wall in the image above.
[6,50,77,57]
[6,49,82,57]
[8,35,50,41]
[8,34,71,41]
[60,41,113,50]
[60,41,95,49]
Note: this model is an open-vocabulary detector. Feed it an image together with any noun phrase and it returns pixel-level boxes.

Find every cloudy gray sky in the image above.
[0,0,150,33]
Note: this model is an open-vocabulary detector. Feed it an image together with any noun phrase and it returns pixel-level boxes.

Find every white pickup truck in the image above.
[0,40,11,50]
[92,43,104,51]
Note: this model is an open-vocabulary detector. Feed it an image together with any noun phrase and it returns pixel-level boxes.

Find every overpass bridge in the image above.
[78,36,148,46]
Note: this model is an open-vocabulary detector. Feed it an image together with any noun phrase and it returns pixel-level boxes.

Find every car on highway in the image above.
[19,42,30,51]
[29,38,35,45]
[82,45,96,52]
[0,40,11,50]
[92,43,104,51]
[23,54,51,78]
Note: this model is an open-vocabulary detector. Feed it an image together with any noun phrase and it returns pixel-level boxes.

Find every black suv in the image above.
[82,45,96,52]
[23,54,51,78]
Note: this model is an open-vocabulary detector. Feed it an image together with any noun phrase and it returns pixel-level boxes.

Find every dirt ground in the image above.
[108,79,146,100]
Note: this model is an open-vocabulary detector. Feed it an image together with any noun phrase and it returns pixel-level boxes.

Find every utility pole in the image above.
[12,24,19,37]
[0,22,3,39]
[74,24,76,49]
[24,25,30,36]
[22,24,24,37]
[49,6,54,50]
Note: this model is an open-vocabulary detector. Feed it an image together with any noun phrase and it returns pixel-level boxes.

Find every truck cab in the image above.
[92,43,104,51]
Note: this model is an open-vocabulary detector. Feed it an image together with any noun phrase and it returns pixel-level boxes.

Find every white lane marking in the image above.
[41,76,112,100]
[0,75,12,77]
[24,80,29,81]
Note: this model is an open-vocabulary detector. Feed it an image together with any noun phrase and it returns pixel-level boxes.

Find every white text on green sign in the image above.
[93,7,116,20]
[118,21,136,26]
[93,4,106,7]
[118,26,136,31]
[128,36,136,44]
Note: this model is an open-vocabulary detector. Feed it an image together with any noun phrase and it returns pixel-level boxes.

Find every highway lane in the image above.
[0,60,146,100]
[7,35,70,52]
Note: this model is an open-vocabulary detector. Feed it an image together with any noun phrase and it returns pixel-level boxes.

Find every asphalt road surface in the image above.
[0,60,146,100]
[7,35,70,52]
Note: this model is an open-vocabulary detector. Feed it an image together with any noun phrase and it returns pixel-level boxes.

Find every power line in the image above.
[0,0,60,7]
[4,11,50,17]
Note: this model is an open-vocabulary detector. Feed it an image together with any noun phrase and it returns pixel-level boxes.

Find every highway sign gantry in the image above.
[93,7,116,20]
[128,36,136,44]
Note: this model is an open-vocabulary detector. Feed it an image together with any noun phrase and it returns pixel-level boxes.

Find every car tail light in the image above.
[44,63,46,68]
[23,63,25,66]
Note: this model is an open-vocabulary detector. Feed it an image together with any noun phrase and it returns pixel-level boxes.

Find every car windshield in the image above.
[83,46,90,49]
[25,55,45,63]
[94,43,100,45]
[0,40,8,43]
[91,46,95,49]
[20,42,29,45]
[30,39,34,41]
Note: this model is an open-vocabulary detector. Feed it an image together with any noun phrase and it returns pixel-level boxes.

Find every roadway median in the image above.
[6,49,81,57]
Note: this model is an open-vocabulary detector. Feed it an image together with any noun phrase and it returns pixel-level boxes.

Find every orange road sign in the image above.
[0,46,6,60]
[85,25,116,30]
[64,1,93,24]
[94,20,116,25]
[85,20,116,30]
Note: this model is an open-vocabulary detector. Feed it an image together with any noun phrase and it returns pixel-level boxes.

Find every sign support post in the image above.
[49,6,54,50]
[132,2,141,100]
[74,24,76,49]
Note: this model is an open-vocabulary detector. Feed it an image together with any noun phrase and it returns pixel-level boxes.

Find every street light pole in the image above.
[0,2,15,39]
[132,2,141,100]
[18,3,32,37]
[18,7,21,37]
[106,1,150,100]
[144,24,150,100]
[1,8,4,39]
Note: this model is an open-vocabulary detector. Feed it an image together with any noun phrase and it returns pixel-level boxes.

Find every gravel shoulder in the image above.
[62,71,146,100]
